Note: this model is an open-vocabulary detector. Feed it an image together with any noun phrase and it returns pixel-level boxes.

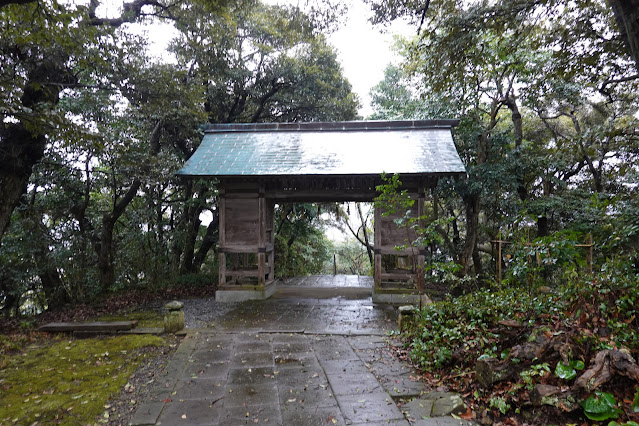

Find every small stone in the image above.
[165,301,184,311]
[398,305,417,332]
[164,310,185,333]
[401,397,434,420]
[431,394,466,417]
[398,305,416,314]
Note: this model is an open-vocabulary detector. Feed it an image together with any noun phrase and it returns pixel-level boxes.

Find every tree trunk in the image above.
[0,124,47,242]
[537,215,549,238]
[97,179,141,292]
[459,193,480,276]
[0,61,66,244]
[505,94,528,201]
[357,204,374,266]
[39,266,68,310]
[192,213,219,271]
[608,0,639,70]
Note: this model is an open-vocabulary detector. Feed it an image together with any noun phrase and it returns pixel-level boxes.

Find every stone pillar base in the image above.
[215,282,276,302]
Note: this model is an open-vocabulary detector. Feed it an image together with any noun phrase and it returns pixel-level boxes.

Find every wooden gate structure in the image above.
[176,120,466,303]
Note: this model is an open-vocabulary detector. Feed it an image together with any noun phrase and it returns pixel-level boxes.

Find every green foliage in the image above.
[489,396,511,415]
[582,391,622,422]
[562,257,639,350]
[274,204,333,278]
[554,359,584,381]
[407,287,559,369]
[0,0,359,311]
[520,363,550,391]
[171,273,217,290]
[374,173,414,216]
[505,231,583,289]
[329,238,372,276]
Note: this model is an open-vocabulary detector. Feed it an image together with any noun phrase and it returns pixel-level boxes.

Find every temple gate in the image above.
[176,120,466,303]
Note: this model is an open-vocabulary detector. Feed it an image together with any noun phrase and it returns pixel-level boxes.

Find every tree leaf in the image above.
[554,362,576,380]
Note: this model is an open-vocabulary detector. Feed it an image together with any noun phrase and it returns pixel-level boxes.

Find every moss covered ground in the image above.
[0,334,166,424]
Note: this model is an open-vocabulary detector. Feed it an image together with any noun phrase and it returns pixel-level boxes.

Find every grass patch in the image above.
[0,334,166,424]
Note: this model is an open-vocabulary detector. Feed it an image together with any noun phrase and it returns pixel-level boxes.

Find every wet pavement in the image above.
[132,277,472,425]
[278,275,373,288]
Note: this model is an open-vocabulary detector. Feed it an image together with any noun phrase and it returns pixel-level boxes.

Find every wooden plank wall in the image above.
[374,192,425,291]
[218,184,275,289]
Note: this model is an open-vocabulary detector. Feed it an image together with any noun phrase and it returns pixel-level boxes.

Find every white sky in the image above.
[324,1,411,117]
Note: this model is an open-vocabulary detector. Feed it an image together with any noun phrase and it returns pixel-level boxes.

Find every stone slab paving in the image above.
[132,291,473,425]
[278,275,373,288]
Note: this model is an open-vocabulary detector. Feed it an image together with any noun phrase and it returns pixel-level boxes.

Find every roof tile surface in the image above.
[177,121,466,177]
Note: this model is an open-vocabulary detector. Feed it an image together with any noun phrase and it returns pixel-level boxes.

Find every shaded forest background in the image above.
[1,0,638,317]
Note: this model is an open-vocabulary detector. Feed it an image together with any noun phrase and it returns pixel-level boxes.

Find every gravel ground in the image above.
[180,297,239,328]
[102,296,239,425]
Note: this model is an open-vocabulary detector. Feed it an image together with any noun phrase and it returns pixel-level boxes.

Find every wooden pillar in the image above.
[586,233,593,275]
[416,190,425,290]
[267,199,275,282]
[496,240,502,284]
[218,191,226,286]
[374,206,381,289]
[257,189,266,286]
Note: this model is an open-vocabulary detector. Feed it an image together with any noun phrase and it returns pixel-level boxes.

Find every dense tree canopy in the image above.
[0,0,357,314]
[368,0,639,284]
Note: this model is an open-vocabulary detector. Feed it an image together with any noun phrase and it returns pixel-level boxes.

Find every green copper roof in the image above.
[176,120,466,177]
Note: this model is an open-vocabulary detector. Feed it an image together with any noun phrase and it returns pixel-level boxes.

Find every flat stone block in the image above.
[120,327,164,335]
[372,292,432,305]
[234,341,273,353]
[230,351,274,368]
[130,401,165,426]
[275,366,327,385]
[320,358,370,375]
[273,341,313,353]
[218,403,282,425]
[312,336,358,361]
[431,394,466,417]
[411,418,475,425]
[39,320,136,333]
[402,398,434,421]
[182,361,230,379]
[215,284,276,302]
[279,382,337,407]
[227,366,276,385]
[156,398,222,425]
[223,383,279,408]
[271,333,309,344]
[327,373,382,396]
[172,377,226,400]
[189,348,233,363]
[349,335,387,350]
[274,353,320,370]
[280,404,346,426]
[381,375,426,397]
[336,391,405,424]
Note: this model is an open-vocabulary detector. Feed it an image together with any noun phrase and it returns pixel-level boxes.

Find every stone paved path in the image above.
[132,285,472,425]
